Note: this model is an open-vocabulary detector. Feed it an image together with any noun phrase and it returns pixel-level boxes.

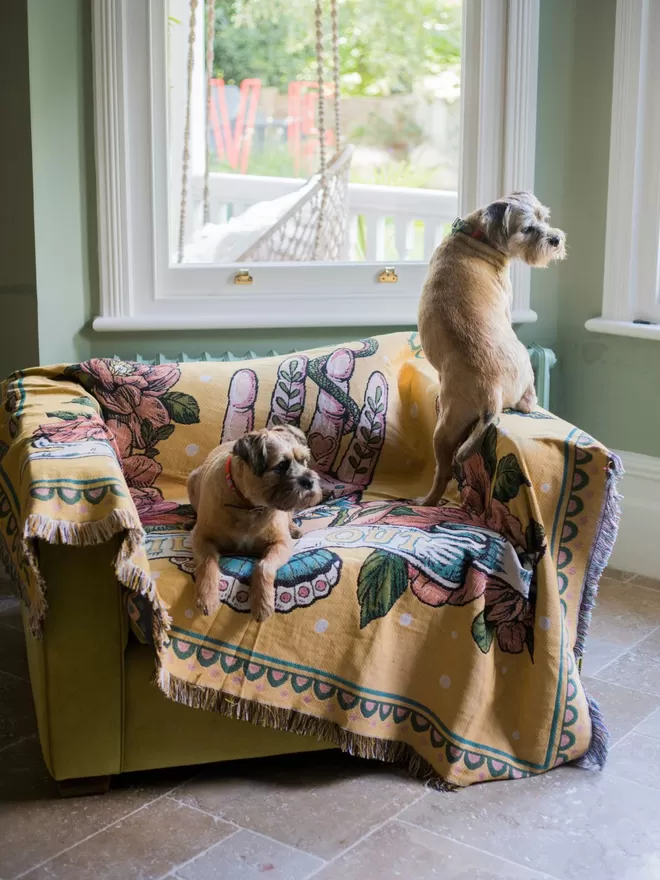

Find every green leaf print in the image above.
[481,424,498,481]
[46,411,80,421]
[160,392,200,425]
[492,453,530,503]
[67,397,98,409]
[471,610,494,654]
[357,550,408,628]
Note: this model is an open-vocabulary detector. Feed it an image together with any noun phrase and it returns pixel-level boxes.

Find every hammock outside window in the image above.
[178,0,353,265]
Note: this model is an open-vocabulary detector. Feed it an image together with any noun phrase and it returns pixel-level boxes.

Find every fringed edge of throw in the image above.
[574,691,610,770]
[22,512,171,648]
[575,452,623,659]
[573,452,623,770]
[156,665,458,792]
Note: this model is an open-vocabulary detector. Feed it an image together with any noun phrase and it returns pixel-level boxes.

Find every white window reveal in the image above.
[92,0,540,331]
[586,0,660,341]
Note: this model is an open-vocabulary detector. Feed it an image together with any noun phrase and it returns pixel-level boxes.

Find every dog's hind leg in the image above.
[191,527,221,616]
[251,540,292,622]
[418,403,476,507]
[514,381,537,414]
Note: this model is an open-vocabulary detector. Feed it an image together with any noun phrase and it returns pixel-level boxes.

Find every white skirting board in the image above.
[609,451,660,579]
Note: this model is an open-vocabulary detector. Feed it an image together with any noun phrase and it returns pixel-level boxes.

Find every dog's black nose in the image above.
[548,235,560,246]
[299,476,314,490]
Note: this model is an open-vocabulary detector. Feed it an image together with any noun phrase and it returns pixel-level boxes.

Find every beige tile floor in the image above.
[1,569,659,880]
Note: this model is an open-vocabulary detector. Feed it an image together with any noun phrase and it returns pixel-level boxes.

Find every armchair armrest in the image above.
[405,354,622,662]
[24,539,127,780]
[0,368,160,779]
[0,367,156,639]
[463,410,622,658]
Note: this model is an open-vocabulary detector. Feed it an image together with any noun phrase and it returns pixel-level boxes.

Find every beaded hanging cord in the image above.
[177,0,199,264]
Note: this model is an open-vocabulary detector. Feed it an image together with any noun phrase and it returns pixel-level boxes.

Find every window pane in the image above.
[167,0,461,265]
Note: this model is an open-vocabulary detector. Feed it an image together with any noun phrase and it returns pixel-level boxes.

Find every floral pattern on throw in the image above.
[62,360,201,524]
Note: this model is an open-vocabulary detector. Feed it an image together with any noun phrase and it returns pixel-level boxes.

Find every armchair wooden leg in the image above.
[56,775,111,798]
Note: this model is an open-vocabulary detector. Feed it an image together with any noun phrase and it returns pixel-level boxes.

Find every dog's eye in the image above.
[522,226,535,234]
[273,460,290,474]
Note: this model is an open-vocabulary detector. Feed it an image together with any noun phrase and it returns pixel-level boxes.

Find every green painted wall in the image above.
[16,0,660,456]
[27,0,95,366]
[0,0,39,378]
[545,0,660,457]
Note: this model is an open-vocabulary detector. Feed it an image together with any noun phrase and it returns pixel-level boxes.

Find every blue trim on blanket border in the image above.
[545,431,578,766]
[550,427,577,558]
[29,477,124,486]
[170,623,547,771]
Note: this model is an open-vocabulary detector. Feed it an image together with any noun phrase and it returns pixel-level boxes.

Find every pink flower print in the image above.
[410,565,487,608]
[123,455,162,488]
[35,414,118,449]
[131,487,181,525]
[77,359,179,450]
[484,576,534,655]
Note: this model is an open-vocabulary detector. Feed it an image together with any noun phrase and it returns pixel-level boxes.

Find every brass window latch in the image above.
[234,269,253,285]
[379,267,398,283]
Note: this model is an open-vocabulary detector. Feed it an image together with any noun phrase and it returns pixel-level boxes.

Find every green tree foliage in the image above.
[213,0,461,96]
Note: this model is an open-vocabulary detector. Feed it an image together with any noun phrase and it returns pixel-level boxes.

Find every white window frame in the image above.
[91,0,540,332]
[586,0,660,342]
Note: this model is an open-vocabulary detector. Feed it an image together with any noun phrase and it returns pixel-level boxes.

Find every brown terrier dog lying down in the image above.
[188,425,321,621]
[417,191,566,507]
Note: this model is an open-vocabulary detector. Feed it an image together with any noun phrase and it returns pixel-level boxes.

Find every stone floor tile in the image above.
[589,581,660,648]
[581,676,660,744]
[603,567,635,583]
[596,648,660,697]
[580,638,624,677]
[0,621,29,680]
[0,579,17,598]
[630,574,660,591]
[313,820,550,880]
[400,766,660,880]
[636,707,660,740]
[636,627,660,658]
[0,597,23,629]
[0,669,36,751]
[21,796,234,880]
[175,751,422,860]
[176,829,323,880]
[0,738,195,879]
[605,733,660,791]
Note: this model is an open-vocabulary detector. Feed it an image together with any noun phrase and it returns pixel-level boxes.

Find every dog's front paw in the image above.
[251,567,276,622]
[289,523,303,539]
[251,591,275,622]
[195,591,219,617]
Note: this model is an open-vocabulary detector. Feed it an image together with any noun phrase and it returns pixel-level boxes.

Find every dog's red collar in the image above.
[225,455,254,508]
[451,217,492,246]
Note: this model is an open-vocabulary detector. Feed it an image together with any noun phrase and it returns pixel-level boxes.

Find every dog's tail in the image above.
[455,392,501,464]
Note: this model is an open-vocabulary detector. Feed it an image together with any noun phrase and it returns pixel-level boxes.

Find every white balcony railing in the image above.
[193,172,457,262]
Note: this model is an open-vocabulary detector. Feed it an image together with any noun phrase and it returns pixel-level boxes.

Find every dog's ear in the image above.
[233,431,268,476]
[272,424,307,444]
[482,200,509,238]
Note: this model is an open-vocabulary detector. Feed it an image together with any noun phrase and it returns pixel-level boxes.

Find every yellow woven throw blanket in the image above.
[0,332,621,788]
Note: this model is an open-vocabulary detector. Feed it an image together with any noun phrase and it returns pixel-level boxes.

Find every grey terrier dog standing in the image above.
[417,191,566,507]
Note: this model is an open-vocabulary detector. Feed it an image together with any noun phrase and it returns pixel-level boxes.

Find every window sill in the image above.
[585,318,660,341]
[92,308,539,333]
